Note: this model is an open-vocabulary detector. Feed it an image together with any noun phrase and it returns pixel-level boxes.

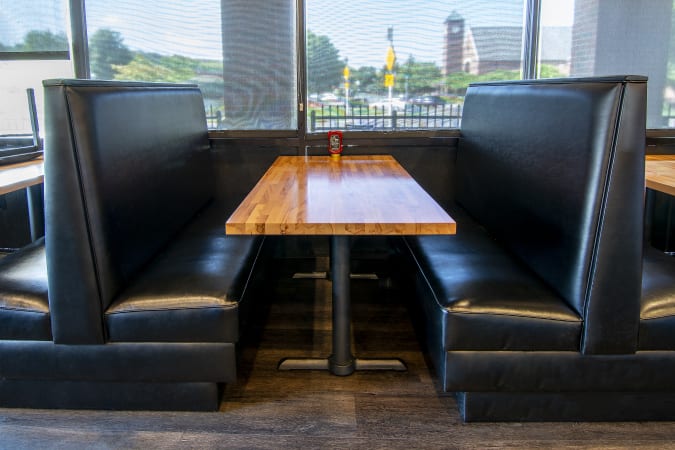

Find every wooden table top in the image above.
[646,154,675,197]
[226,155,456,236]
[0,157,44,196]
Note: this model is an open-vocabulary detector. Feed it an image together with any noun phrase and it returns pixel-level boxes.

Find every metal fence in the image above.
[205,105,223,129]
[309,103,463,131]
[663,104,675,128]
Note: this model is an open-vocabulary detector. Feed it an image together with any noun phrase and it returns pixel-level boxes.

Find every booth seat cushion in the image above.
[639,246,675,350]
[407,210,582,351]
[0,238,51,340]
[105,206,263,343]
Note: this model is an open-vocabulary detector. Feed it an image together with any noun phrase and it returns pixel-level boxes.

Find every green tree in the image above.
[444,69,520,95]
[400,56,442,96]
[307,30,343,96]
[89,29,133,79]
[667,1,675,89]
[17,30,68,51]
[351,66,379,96]
[444,71,477,94]
[113,53,194,82]
[538,64,564,79]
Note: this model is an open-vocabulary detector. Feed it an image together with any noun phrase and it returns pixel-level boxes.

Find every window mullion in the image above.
[69,0,90,78]
[297,0,308,146]
[521,0,542,80]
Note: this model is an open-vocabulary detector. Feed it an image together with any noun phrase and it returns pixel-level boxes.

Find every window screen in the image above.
[305,0,525,131]
[85,0,297,130]
[539,0,674,129]
[0,0,71,137]
[0,0,69,56]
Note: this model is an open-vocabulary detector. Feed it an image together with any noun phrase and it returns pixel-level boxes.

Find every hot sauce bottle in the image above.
[328,130,343,160]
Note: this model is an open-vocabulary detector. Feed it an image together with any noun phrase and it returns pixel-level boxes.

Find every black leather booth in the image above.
[403,76,675,421]
[3,76,674,420]
[0,80,264,410]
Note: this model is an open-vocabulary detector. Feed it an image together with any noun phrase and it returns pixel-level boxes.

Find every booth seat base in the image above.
[458,391,675,422]
[0,380,220,411]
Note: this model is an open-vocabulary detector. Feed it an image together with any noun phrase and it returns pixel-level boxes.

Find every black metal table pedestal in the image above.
[26,184,44,242]
[278,235,406,376]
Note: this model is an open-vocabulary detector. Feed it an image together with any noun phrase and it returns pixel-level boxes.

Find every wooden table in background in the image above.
[646,154,675,196]
[0,157,43,196]
[0,157,44,241]
[227,155,456,375]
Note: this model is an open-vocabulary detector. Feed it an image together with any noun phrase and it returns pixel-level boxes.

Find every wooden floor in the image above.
[2,240,675,449]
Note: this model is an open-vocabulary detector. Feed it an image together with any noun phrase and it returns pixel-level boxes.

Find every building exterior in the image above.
[443,11,571,77]
[570,0,671,126]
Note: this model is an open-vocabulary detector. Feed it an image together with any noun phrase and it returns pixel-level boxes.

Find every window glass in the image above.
[0,0,71,138]
[0,60,72,137]
[85,0,297,130]
[306,0,525,131]
[0,0,69,55]
[536,0,574,80]
[539,0,673,129]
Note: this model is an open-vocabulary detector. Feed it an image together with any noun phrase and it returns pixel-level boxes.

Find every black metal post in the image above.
[328,235,355,375]
[26,184,44,242]
[278,235,405,375]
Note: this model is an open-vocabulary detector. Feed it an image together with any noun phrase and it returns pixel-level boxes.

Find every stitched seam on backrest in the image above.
[63,85,106,338]
[581,82,625,351]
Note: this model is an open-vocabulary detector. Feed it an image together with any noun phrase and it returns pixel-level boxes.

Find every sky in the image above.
[306,0,575,68]
[89,0,573,68]
[0,0,575,133]
[1,0,575,67]
[0,0,68,45]
[308,0,521,67]
[84,0,223,60]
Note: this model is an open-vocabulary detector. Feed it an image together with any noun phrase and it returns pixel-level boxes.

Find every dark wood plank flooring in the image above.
[2,242,675,449]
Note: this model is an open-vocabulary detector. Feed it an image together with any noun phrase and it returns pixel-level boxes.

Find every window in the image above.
[539,0,674,129]
[3,1,675,134]
[0,0,72,139]
[85,0,297,130]
[305,0,525,131]
[0,0,69,57]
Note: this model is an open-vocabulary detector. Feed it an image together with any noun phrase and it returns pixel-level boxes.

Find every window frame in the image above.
[0,1,73,147]
[0,51,70,61]
[0,1,73,63]
[61,0,674,143]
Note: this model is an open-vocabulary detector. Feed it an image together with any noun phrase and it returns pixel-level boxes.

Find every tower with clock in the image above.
[443,11,465,76]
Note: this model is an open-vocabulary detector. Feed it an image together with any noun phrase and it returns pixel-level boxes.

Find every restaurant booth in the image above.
[1,75,675,422]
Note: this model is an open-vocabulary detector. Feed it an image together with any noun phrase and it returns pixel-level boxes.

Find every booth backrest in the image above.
[43,79,212,344]
[456,76,646,354]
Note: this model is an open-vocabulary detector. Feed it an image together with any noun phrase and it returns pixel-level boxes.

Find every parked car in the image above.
[369,97,407,111]
[319,93,340,104]
[410,95,446,106]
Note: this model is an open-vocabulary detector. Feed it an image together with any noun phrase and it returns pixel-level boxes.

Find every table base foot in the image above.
[278,358,330,371]
[355,358,407,371]
[278,357,406,376]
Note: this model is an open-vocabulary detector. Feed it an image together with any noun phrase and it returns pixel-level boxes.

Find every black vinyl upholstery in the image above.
[105,208,262,343]
[454,77,645,354]
[406,76,652,421]
[44,80,215,344]
[409,209,582,353]
[0,238,50,340]
[639,245,675,350]
[0,80,264,410]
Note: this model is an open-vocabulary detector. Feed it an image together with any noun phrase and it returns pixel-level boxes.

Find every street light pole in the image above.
[385,26,396,126]
[343,60,350,120]
[405,74,409,100]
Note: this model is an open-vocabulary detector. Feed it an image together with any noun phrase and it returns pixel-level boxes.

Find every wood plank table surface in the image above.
[226,155,456,376]
[0,157,44,196]
[646,154,675,197]
[0,157,44,241]
[226,155,456,236]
